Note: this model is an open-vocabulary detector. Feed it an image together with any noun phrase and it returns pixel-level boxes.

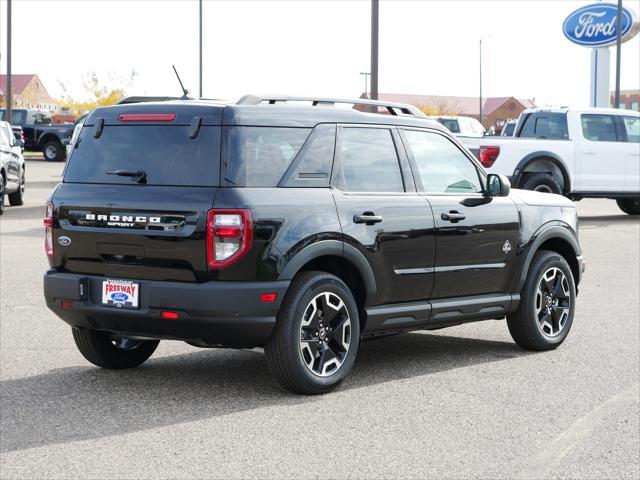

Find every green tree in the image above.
[58,70,137,116]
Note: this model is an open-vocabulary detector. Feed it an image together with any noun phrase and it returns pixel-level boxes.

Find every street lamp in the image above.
[199,0,203,98]
[479,35,492,127]
[360,72,371,97]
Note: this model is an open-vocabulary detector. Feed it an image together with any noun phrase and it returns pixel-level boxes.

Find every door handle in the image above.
[583,150,596,155]
[441,211,466,222]
[353,212,383,225]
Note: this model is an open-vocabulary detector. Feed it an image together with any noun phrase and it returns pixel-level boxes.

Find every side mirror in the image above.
[486,173,511,197]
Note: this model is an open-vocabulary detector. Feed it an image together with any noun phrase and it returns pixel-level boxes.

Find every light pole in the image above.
[360,72,370,97]
[6,0,12,124]
[479,36,492,127]
[199,0,203,98]
[370,0,379,101]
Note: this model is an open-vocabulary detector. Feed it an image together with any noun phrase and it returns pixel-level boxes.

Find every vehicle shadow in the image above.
[0,331,529,453]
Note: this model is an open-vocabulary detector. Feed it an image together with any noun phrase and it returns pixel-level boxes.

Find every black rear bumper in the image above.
[43,271,289,348]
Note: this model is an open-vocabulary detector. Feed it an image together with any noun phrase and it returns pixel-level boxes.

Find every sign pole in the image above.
[370,0,379,101]
[6,0,12,124]
[614,0,622,108]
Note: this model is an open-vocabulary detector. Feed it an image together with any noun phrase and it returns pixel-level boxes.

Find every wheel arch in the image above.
[513,152,571,194]
[38,132,62,148]
[518,226,581,291]
[278,240,377,310]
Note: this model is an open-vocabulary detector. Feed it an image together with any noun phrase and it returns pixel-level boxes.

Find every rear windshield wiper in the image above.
[106,169,147,184]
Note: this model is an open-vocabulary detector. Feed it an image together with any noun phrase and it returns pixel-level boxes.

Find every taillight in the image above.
[206,209,253,268]
[44,201,54,258]
[478,145,500,168]
[119,113,176,122]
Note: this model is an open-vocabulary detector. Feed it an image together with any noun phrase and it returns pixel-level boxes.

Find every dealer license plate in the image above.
[101,279,139,309]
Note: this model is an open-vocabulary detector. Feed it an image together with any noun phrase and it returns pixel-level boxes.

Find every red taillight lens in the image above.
[44,201,54,258]
[478,145,500,168]
[161,311,179,320]
[119,113,176,122]
[260,293,278,303]
[206,209,253,268]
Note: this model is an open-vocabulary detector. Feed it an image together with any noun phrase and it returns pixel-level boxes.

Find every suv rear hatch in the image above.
[49,103,223,282]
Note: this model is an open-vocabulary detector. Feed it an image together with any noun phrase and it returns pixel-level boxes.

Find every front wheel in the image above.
[265,272,360,394]
[0,175,5,215]
[616,199,640,215]
[72,328,159,369]
[42,141,65,162]
[8,168,25,206]
[507,251,576,351]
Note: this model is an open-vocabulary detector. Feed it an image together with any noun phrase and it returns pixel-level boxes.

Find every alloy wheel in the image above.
[110,335,143,350]
[534,267,571,337]
[45,144,58,160]
[534,184,553,193]
[299,292,352,377]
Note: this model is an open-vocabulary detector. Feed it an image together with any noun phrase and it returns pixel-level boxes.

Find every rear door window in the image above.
[64,125,221,186]
[581,114,618,142]
[622,116,640,143]
[333,127,404,192]
[518,113,569,139]
[223,127,310,186]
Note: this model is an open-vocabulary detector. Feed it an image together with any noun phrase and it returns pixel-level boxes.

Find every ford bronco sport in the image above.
[43,95,585,394]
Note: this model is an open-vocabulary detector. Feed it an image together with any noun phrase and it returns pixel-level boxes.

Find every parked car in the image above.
[0,108,74,162]
[459,107,640,215]
[500,119,517,136]
[65,115,86,157]
[435,115,486,137]
[43,95,584,394]
[0,120,26,214]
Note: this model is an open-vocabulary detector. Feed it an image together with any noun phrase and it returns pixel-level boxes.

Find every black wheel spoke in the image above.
[319,294,339,323]
[535,267,572,338]
[315,343,337,374]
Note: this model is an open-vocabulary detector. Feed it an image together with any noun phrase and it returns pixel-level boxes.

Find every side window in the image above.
[334,127,404,192]
[622,116,640,143]
[282,124,335,187]
[224,127,311,187]
[581,114,617,142]
[519,113,569,139]
[403,129,482,194]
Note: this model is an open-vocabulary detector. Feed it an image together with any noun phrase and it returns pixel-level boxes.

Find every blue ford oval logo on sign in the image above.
[111,292,129,302]
[563,3,639,47]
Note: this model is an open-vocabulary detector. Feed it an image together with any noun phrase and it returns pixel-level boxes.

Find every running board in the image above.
[362,293,520,337]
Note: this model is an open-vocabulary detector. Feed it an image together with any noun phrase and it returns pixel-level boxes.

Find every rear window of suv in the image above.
[64,125,221,186]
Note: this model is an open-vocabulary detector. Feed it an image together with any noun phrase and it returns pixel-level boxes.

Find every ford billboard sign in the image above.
[563,3,639,47]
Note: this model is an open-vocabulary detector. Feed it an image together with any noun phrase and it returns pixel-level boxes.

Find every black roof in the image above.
[84,98,446,131]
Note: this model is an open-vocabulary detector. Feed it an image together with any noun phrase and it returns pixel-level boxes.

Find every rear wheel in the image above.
[507,251,576,351]
[42,140,65,162]
[265,272,360,394]
[72,328,159,369]
[616,199,640,215]
[521,173,562,194]
[8,168,25,206]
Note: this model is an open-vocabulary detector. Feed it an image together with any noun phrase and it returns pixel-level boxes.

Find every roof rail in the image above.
[236,94,426,118]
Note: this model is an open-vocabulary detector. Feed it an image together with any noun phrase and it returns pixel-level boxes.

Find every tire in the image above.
[42,140,65,162]
[521,173,562,195]
[265,271,360,395]
[507,250,576,351]
[8,168,24,206]
[616,199,640,215]
[72,328,159,369]
[0,174,5,215]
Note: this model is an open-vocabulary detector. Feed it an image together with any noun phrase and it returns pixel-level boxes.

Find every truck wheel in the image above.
[507,250,576,351]
[616,199,640,215]
[8,168,25,206]
[42,140,65,162]
[0,175,5,215]
[72,328,159,369]
[521,173,562,194]
[265,271,360,395]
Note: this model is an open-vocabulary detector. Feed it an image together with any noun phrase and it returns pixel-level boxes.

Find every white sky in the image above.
[0,0,639,107]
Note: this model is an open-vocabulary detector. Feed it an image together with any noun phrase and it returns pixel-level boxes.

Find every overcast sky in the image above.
[0,0,639,107]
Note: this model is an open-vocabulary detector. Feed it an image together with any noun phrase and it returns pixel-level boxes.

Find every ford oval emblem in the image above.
[111,292,129,302]
[58,236,71,246]
[563,3,639,47]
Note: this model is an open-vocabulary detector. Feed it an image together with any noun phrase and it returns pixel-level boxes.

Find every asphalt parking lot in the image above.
[1,157,638,479]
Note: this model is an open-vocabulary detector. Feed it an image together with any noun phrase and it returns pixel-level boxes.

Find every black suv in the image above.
[43,96,585,394]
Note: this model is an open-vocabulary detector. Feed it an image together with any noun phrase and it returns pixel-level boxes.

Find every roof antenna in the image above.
[172,65,191,99]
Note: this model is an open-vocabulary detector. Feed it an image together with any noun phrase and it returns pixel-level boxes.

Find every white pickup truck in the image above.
[459,107,640,215]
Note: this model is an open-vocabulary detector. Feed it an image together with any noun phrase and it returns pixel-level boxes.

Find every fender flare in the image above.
[37,132,62,147]
[278,240,377,303]
[517,225,581,290]
[512,151,571,193]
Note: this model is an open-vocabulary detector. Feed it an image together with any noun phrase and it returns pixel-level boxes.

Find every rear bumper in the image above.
[43,271,289,348]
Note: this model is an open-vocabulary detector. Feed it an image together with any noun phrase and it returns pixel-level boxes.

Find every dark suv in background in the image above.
[43,96,584,394]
